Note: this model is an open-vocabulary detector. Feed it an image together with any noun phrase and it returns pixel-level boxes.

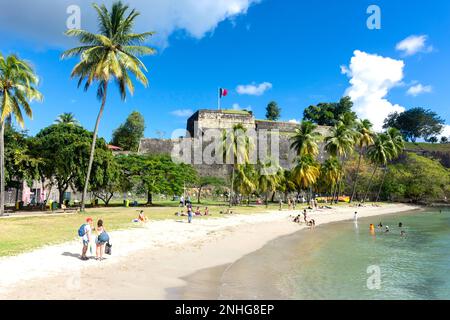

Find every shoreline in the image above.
[0,203,421,300]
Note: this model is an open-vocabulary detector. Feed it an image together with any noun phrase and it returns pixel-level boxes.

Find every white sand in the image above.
[0,203,420,300]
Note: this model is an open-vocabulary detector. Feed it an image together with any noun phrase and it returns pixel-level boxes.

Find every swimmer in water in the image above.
[385,226,390,233]
[378,222,383,228]
[398,222,403,228]
[401,230,406,237]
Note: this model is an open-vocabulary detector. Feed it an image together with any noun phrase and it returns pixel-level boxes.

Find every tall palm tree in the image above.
[362,133,394,203]
[324,122,354,202]
[234,164,257,205]
[222,124,253,206]
[350,119,374,202]
[320,157,342,202]
[62,1,156,211]
[0,53,43,215]
[290,121,321,157]
[257,158,282,207]
[374,128,405,202]
[292,154,320,202]
[55,112,79,125]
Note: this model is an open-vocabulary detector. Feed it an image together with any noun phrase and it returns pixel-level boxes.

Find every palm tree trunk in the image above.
[375,167,388,202]
[197,186,202,204]
[81,82,108,212]
[363,166,378,203]
[350,151,363,203]
[229,165,235,207]
[0,121,5,216]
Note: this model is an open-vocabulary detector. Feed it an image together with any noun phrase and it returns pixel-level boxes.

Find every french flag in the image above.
[219,88,228,99]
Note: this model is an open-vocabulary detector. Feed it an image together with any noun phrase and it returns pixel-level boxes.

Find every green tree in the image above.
[195,176,225,204]
[221,124,253,206]
[89,150,122,206]
[257,158,282,207]
[292,155,320,202]
[234,164,258,205]
[290,121,321,157]
[383,107,445,142]
[111,111,145,151]
[303,96,356,126]
[31,123,109,205]
[350,119,375,203]
[319,157,343,201]
[0,54,43,215]
[265,101,281,121]
[62,1,156,211]
[55,112,79,125]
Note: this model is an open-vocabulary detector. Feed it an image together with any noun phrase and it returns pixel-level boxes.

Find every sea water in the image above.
[209,209,450,300]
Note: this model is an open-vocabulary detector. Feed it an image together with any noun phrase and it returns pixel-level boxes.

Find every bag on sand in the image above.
[105,242,112,255]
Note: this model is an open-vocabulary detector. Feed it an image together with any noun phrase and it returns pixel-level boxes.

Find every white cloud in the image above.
[288,119,300,124]
[236,82,273,96]
[438,125,450,139]
[342,50,406,132]
[395,35,433,56]
[407,83,432,97]
[0,0,260,48]
[232,103,252,111]
[171,109,193,117]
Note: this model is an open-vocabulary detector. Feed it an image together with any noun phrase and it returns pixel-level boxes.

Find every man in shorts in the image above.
[81,217,94,261]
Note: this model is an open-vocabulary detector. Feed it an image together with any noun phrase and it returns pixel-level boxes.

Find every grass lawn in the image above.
[0,201,284,257]
[404,142,450,153]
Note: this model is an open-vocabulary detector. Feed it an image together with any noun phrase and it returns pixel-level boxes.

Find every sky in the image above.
[1,0,450,140]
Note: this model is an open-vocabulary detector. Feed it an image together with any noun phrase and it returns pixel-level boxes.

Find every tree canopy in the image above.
[383,107,445,142]
[266,101,281,121]
[303,96,356,126]
[111,111,146,151]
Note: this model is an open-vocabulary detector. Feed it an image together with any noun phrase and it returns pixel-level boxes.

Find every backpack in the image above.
[98,231,110,243]
[78,224,87,237]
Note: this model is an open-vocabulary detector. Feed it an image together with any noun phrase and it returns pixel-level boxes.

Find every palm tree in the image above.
[292,155,320,202]
[349,119,374,203]
[324,122,354,202]
[362,133,393,203]
[374,128,404,202]
[257,158,282,207]
[234,164,257,205]
[55,112,79,125]
[62,1,156,211]
[0,53,43,215]
[290,121,321,157]
[320,157,343,202]
[221,124,253,206]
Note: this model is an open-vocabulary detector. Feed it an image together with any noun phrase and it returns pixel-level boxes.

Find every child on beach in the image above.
[204,207,209,216]
[187,207,193,223]
[79,217,94,261]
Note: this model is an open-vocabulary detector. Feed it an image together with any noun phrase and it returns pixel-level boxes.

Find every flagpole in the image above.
[217,87,220,110]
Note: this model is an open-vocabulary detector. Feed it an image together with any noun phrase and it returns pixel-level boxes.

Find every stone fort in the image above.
[138,109,329,178]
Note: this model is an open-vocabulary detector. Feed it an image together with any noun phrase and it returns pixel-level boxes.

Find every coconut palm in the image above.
[62,1,156,211]
[349,119,374,202]
[290,121,321,157]
[257,158,282,207]
[234,164,257,205]
[324,122,354,202]
[292,154,320,202]
[0,53,43,215]
[55,112,79,125]
[221,124,253,206]
[320,157,343,202]
[374,128,405,202]
[362,133,394,203]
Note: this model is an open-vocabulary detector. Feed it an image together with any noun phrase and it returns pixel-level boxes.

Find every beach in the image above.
[0,203,420,300]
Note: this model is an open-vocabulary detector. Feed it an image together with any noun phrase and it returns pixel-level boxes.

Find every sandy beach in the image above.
[0,203,420,300]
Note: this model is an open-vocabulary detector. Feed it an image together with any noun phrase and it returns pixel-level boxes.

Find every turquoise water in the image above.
[217,209,450,300]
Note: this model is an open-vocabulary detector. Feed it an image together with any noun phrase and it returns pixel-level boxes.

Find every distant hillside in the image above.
[404,142,450,168]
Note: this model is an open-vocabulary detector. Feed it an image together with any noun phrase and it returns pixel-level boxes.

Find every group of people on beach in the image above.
[176,197,210,223]
[79,217,110,261]
[292,209,316,228]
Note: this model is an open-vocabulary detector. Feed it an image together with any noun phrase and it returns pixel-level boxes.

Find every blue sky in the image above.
[1,0,449,140]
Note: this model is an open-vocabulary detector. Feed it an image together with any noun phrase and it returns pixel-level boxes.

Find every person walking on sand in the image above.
[79,217,94,261]
[303,209,307,223]
[95,219,109,261]
[187,206,193,223]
